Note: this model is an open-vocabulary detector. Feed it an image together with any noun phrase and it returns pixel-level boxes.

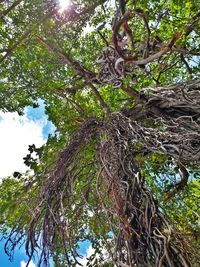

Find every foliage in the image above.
[0,0,200,266]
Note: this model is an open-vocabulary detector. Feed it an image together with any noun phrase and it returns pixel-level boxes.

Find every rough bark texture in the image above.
[5,79,200,266]
[99,113,199,266]
[123,78,200,162]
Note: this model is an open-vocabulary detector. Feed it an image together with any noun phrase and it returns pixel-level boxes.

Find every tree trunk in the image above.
[99,115,199,266]
[123,78,200,162]
[97,78,200,266]
[5,79,200,266]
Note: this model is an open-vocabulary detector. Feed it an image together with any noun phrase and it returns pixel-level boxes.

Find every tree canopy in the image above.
[0,0,200,266]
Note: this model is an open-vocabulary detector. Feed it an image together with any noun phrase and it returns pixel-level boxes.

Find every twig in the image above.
[135,9,151,58]
[164,160,189,204]
[0,28,32,63]
[180,54,192,74]
[90,84,111,114]
[97,29,109,46]
[185,10,200,36]
[79,0,107,17]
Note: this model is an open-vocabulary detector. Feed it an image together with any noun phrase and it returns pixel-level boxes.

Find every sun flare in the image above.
[59,0,71,12]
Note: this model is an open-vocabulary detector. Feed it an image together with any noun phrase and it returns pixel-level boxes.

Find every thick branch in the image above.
[118,0,127,15]
[112,10,133,60]
[113,11,182,65]
[126,32,182,65]
[121,85,146,102]
[35,36,96,81]
[0,0,23,18]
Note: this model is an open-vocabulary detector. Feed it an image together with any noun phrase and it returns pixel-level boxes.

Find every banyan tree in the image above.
[0,0,199,266]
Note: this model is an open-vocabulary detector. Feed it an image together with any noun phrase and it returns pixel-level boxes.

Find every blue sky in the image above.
[0,102,93,266]
[0,236,92,267]
[0,102,54,266]
[0,101,55,179]
[25,100,55,139]
[0,236,36,267]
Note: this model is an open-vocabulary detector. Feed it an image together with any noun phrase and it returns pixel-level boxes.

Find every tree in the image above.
[0,0,200,266]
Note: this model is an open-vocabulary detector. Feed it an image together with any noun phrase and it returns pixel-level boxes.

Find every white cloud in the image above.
[78,245,110,267]
[0,111,45,179]
[20,260,37,267]
[78,245,94,266]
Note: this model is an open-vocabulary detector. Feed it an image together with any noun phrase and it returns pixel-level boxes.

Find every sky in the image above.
[0,237,36,267]
[0,101,54,179]
[0,103,99,266]
[0,102,55,267]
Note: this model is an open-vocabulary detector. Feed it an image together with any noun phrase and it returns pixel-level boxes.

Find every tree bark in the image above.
[5,79,200,266]
[122,78,200,162]
[99,113,199,266]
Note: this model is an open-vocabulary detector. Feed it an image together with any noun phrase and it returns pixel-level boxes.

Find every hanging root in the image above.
[98,114,200,266]
[4,119,103,266]
[3,91,200,266]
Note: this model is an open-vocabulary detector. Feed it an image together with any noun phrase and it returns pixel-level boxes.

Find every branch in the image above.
[149,59,180,85]
[35,36,96,81]
[164,161,189,204]
[37,37,110,113]
[90,84,111,114]
[0,10,63,63]
[185,10,200,36]
[121,85,145,102]
[118,0,127,15]
[35,36,111,115]
[56,90,85,115]
[126,32,182,65]
[52,0,107,31]
[113,11,182,65]
[64,81,89,94]
[0,0,23,18]
[97,29,109,46]
[135,9,151,58]
[112,10,133,59]
[180,54,192,74]
[0,28,32,63]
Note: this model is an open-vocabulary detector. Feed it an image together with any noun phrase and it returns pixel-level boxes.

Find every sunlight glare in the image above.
[59,0,71,12]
